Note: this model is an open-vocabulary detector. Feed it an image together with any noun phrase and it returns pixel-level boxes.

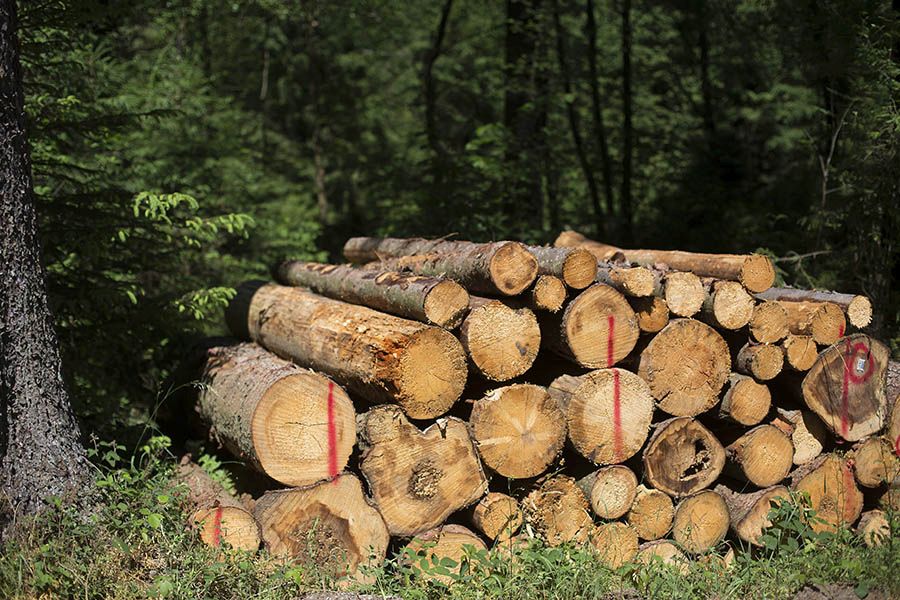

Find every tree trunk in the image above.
[782,334,818,371]
[529,275,567,312]
[554,229,624,261]
[627,485,674,540]
[724,424,793,487]
[791,454,863,534]
[357,405,487,536]
[585,0,616,222]
[641,417,726,497]
[779,301,846,345]
[469,384,565,479]
[343,237,538,296]
[0,0,90,531]
[577,464,637,520]
[527,245,598,289]
[226,282,467,419]
[619,0,634,243]
[735,342,784,381]
[671,490,729,553]
[630,296,670,333]
[715,484,789,546]
[522,475,593,546]
[471,492,523,542]
[755,287,872,329]
[423,0,454,163]
[718,374,771,426]
[277,261,470,329]
[460,296,541,381]
[749,301,790,343]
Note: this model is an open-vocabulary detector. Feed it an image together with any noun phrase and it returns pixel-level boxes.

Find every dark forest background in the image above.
[17,0,899,442]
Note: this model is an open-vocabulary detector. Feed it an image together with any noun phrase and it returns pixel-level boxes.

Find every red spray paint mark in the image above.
[327,381,339,482]
[838,324,845,338]
[612,369,624,462]
[606,315,616,368]
[839,339,875,439]
[211,506,224,547]
[894,434,900,458]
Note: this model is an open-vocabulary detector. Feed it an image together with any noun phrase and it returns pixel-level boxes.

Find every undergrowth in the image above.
[1,437,898,600]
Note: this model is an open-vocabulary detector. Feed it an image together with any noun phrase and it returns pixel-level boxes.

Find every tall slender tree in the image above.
[619,0,634,243]
[0,0,90,533]
[585,0,616,220]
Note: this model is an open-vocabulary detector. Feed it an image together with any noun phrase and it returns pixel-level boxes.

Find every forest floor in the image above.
[1,440,898,600]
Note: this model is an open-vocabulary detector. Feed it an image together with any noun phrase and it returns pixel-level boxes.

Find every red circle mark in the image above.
[606,315,616,368]
[844,341,875,384]
[212,506,224,547]
[612,369,624,462]
[326,381,339,482]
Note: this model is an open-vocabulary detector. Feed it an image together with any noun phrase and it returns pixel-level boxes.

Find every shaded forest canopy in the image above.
[17,0,898,440]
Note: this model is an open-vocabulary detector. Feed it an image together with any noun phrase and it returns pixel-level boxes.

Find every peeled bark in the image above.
[791,454,864,533]
[772,408,828,466]
[627,485,674,540]
[529,275,567,312]
[782,334,818,371]
[226,282,467,419]
[577,465,638,519]
[595,263,657,297]
[175,458,260,551]
[700,279,755,330]
[849,436,899,488]
[715,484,789,546]
[549,369,654,465]
[638,319,731,416]
[343,237,538,296]
[857,510,890,547]
[253,474,389,581]
[404,524,487,584]
[527,245,598,289]
[801,334,889,441]
[357,405,487,536]
[630,296,670,333]
[460,296,540,381]
[718,374,771,426]
[523,475,593,546]
[642,417,726,497]
[780,301,846,345]
[749,301,790,343]
[471,493,523,542]
[663,271,706,317]
[589,522,638,568]
[276,261,470,329]
[735,342,784,381]
[756,287,872,329]
[542,283,639,368]
[724,425,793,487]
[469,384,566,479]
[672,490,729,553]
[197,343,355,487]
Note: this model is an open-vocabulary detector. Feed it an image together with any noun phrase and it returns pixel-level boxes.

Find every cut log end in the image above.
[193,506,260,551]
[750,301,789,343]
[551,284,639,368]
[608,266,656,297]
[461,299,540,381]
[631,296,670,333]
[582,465,638,520]
[719,374,771,426]
[851,436,899,488]
[422,280,471,328]
[773,409,828,466]
[490,241,539,295]
[736,343,784,381]
[847,296,873,329]
[705,280,755,330]
[636,540,688,573]
[782,301,846,345]
[664,272,705,317]
[792,454,864,533]
[405,525,487,584]
[783,335,818,371]
[672,490,730,554]
[740,254,776,293]
[397,326,469,418]
[472,493,523,542]
[590,522,639,568]
[857,510,891,547]
[531,275,567,312]
[642,417,726,497]
[627,485,674,541]
[562,248,599,289]
[726,424,793,487]
[523,476,593,546]
[717,485,789,546]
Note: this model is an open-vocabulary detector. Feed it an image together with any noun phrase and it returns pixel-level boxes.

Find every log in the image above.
[663,271,706,317]
[357,405,488,536]
[343,237,538,296]
[782,334,818,371]
[226,283,467,419]
[637,319,731,417]
[276,261,470,329]
[554,230,626,262]
[735,342,784,381]
[672,490,730,554]
[635,540,688,573]
[589,522,639,569]
[791,454,864,533]
[642,417,726,497]
[404,524,487,585]
[772,408,828,466]
[718,374,771,426]
[857,510,890,547]
[522,476,594,546]
[849,436,899,488]
[630,296,670,333]
[577,465,638,520]
[595,263,656,297]
[780,301,846,346]
[175,458,260,551]
[460,296,540,381]
[755,287,872,329]
[724,424,793,487]
[700,279,755,330]
[880,483,900,512]
[197,343,355,487]
[527,245,598,289]
[530,275,566,312]
[749,301,790,343]
[469,384,566,479]
[471,493,523,542]
[627,485,674,541]
[801,333,889,441]
[253,474,389,581]
[542,283,639,368]
[548,369,654,465]
[887,360,900,457]
[715,485,789,546]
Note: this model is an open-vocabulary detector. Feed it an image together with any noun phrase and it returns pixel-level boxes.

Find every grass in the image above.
[1,437,898,600]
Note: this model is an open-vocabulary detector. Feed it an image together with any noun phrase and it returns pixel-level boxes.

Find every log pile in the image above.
[171,231,896,582]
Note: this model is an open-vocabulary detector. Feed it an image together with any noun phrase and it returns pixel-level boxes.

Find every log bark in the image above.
[724,424,793,487]
[197,343,355,487]
[801,333,889,441]
[553,231,775,292]
[595,263,657,297]
[638,319,731,416]
[460,296,540,381]
[577,465,638,519]
[630,296,670,333]
[791,454,864,533]
[554,230,625,262]
[175,458,260,551]
[627,485,674,540]
[735,342,784,381]
[849,436,899,488]
[522,475,593,546]
[772,408,828,466]
[276,261,470,329]
[755,287,872,329]
[542,283,639,368]
[636,540,688,573]
[357,405,487,536]
[857,510,890,547]
[700,279,755,330]
[404,524,487,584]
[718,374,771,426]
[780,301,846,345]
[548,369,654,465]
[589,522,638,568]
[253,474,389,581]
[343,237,538,296]
[471,492,523,542]
[782,334,818,371]
[749,301,790,343]
[469,384,566,479]
[226,282,467,419]
[662,271,705,317]
[529,274,566,312]
[527,245,597,289]
[672,490,729,553]
[715,484,789,546]
[642,417,726,497]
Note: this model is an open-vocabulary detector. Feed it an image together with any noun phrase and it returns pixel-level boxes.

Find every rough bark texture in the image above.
[522,475,593,546]
[735,342,784,381]
[460,296,540,381]
[724,424,793,487]
[226,282,467,419]
[0,0,90,531]
[577,464,637,520]
[627,485,674,540]
[630,296,670,333]
[276,261,470,329]
[749,301,790,343]
[343,237,538,296]
[404,524,487,584]
[642,417,726,497]
[527,246,597,289]
[672,490,729,553]
[529,275,566,312]
[718,374,771,426]
[715,484,789,546]
[756,287,872,329]
[357,405,487,536]
[791,454,864,533]
[471,492,523,542]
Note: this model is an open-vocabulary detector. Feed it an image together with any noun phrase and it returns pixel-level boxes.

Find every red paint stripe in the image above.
[612,369,624,462]
[894,434,900,458]
[326,381,339,482]
[838,324,845,338]
[840,339,851,438]
[211,506,224,547]
[606,315,615,368]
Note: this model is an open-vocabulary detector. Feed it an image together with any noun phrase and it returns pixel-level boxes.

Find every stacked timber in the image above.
[169,231,895,583]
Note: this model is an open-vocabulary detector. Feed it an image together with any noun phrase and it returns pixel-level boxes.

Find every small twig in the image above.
[774,250,832,264]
